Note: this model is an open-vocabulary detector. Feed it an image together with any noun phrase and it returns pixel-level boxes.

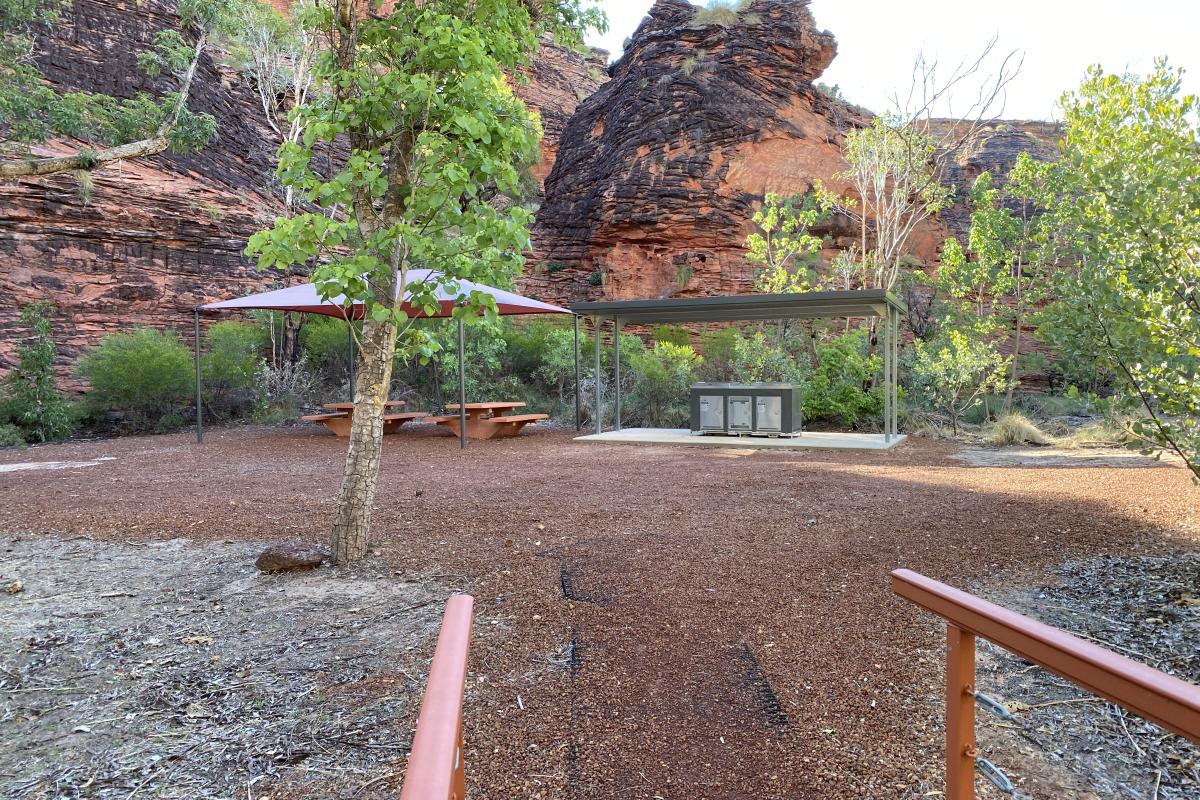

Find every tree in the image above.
[745,192,824,294]
[911,329,1011,435]
[1037,61,1200,480]
[1,302,72,443]
[247,0,605,563]
[937,157,1053,410]
[0,0,239,178]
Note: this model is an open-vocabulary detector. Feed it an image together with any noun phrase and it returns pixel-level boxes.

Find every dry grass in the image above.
[691,0,749,26]
[987,412,1054,446]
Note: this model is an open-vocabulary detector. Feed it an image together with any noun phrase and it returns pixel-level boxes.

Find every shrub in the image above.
[78,328,195,430]
[987,412,1054,446]
[804,329,883,428]
[202,321,264,419]
[628,342,702,427]
[588,270,605,287]
[697,327,740,382]
[0,302,73,443]
[731,332,806,384]
[0,423,26,448]
[255,360,321,421]
[910,331,1011,435]
[301,316,356,388]
[692,0,748,26]
[651,324,691,348]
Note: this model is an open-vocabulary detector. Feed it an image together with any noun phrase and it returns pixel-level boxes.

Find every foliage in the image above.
[731,332,806,384]
[255,359,321,421]
[300,315,355,387]
[651,325,691,348]
[816,116,952,292]
[910,330,1011,434]
[1035,61,1200,479]
[627,342,702,427]
[201,321,264,419]
[78,328,195,430]
[697,327,741,382]
[0,0,240,175]
[691,0,748,26]
[0,422,25,448]
[589,270,605,286]
[746,193,825,294]
[804,329,883,428]
[0,302,73,443]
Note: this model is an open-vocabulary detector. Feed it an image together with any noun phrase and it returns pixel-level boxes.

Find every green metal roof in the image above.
[570,289,906,323]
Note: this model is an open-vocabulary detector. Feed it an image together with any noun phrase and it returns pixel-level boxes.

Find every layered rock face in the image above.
[526,0,871,302]
[0,0,289,386]
[0,3,605,385]
[523,0,1060,306]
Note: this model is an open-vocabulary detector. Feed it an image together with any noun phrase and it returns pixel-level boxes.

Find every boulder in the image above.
[255,542,330,573]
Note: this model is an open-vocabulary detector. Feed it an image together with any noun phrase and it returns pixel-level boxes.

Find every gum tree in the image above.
[0,0,238,178]
[247,0,604,563]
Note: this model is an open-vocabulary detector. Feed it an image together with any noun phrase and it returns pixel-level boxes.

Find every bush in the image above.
[731,332,806,384]
[987,412,1054,446]
[78,328,195,430]
[202,321,264,419]
[650,324,691,348]
[628,342,702,427]
[910,331,1011,435]
[804,329,883,428]
[301,316,356,388]
[692,0,748,25]
[0,302,73,443]
[697,327,740,382]
[255,360,321,421]
[0,423,26,448]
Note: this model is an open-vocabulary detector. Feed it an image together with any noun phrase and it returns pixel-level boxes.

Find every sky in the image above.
[584,1,1200,121]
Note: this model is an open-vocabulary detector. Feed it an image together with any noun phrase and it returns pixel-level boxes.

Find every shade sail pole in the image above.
[613,317,622,431]
[457,317,467,450]
[573,315,581,431]
[194,310,203,444]
[593,316,602,435]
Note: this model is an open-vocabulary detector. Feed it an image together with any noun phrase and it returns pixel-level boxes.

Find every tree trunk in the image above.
[330,316,398,563]
[281,312,305,365]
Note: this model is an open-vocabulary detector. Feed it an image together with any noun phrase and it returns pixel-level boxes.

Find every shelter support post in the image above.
[883,310,892,443]
[574,315,581,431]
[194,310,203,444]
[593,317,602,435]
[613,317,622,431]
[457,318,467,450]
[892,307,900,436]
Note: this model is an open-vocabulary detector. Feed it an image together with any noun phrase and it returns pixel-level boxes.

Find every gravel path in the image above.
[1,424,1197,799]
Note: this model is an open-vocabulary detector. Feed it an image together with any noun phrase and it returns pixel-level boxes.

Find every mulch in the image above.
[1,423,1198,799]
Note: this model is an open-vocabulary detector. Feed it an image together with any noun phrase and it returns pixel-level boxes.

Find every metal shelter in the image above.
[569,289,907,443]
[194,270,570,448]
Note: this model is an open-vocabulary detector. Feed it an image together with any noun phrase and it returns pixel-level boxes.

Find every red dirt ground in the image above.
[2,424,1197,799]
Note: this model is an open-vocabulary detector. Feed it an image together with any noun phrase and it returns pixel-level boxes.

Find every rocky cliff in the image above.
[523,0,1060,306]
[0,1,605,385]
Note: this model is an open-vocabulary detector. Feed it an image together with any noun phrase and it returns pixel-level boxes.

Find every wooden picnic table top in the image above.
[322,400,405,412]
[446,401,525,411]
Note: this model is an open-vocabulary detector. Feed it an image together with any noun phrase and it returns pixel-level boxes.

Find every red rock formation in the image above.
[525,0,869,303]
[0,1,603,387]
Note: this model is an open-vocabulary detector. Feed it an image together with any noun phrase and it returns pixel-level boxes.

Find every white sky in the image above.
[584,1,1200,121]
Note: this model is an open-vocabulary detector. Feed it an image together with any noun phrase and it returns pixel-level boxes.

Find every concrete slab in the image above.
[573,428,907,451]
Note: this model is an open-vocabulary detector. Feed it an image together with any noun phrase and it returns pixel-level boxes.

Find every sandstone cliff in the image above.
[0,2,605,385]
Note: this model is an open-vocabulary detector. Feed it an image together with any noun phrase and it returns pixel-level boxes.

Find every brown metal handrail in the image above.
[400,594,475,800]
[891,569,1200,799]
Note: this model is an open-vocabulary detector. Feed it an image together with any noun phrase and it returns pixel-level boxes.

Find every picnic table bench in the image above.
[427,402,548,440]
[302,401,425,437]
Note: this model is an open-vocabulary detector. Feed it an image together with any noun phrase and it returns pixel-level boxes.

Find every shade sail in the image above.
[198,269,569,318]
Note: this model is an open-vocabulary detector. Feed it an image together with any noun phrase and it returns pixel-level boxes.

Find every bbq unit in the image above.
[689,383,802,436]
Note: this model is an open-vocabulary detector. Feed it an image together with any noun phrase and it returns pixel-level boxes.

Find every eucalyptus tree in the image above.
[247,0,604,562]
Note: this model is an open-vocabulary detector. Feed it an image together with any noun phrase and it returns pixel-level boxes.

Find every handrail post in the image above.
[946,624,976,800]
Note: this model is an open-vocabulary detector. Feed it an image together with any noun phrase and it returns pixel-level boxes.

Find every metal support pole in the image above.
[892,308,900,437]
[613,317,622,431]
[193,310,203,444]
[457,318,467,450]
[573,315,581,431]
[882,312,891,443]
[347,319,356,400]
[946,624,978,800]
[593,316,602,435]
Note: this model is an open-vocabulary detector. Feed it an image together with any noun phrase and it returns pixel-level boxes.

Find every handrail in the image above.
[400,594,475,800]
[892,569,1200,799]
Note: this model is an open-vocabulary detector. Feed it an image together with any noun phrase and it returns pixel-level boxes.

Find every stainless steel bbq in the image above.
[689,383,802,436]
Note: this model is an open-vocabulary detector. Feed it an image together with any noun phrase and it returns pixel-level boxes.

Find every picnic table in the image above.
[301,400,426,437]
[428,402,548,440]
